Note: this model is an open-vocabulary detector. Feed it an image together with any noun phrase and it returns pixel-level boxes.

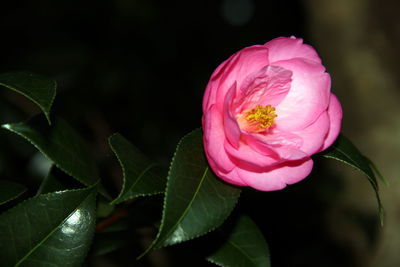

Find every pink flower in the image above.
[202,37,342,191]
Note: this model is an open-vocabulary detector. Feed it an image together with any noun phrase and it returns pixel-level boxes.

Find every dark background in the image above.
[0,0,305,163]
[0,0,394,266]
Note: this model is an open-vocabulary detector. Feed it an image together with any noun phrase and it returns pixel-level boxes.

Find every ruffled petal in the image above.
[235,65,292,112]
[236,158,314,191]
[202,105,235,173]
[265,36,322,64]
[224,139,279,168]
[322,94,342,150]
[274,58,331,130]
[202,37,342,192]
[209,46,270,111]
[224,130,308,170]
[243,131,307,161]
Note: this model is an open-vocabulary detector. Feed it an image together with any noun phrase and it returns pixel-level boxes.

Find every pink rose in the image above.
[202,36,342,191]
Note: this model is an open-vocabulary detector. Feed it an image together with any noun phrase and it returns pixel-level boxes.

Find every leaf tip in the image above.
[44,114,52,125]
[1,124,11,130]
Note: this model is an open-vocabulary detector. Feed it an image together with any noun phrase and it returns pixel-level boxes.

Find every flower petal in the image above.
[236,65,292,112]
[265,36,322,64]
[202,37,342,192]
[212,167,247,186]
[274,58,331,130]
[292,111,330,155]
[204,45,270,112]
[223,83,241,148]
[224,130,308,170]
[236,158,314,191]
[244,131,307,161]
[322,94,342,150]
[203,54,233,112]
[203,105,236,173]
[224,139,279,168]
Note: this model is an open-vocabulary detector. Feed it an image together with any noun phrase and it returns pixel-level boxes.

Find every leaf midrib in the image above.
[109,134,159,203]
[14,191,93,266]
[0,82,51,110]
[228,238,260,267]
[0,79,56,123]
[325,145,377,188]
[124,163,158,195]
[158,166,209,245]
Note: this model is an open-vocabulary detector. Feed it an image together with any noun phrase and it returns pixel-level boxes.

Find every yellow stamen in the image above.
[245,105,277,129]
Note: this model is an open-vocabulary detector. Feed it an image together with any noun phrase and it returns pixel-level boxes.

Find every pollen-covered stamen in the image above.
[245,104,277,129]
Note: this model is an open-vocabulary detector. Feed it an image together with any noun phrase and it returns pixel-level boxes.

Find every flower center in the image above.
[245,104,277,130]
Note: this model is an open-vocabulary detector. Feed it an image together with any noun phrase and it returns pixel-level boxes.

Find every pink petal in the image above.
[211,45,270,111]
[322,94,342,150]
[236,65,292,111]
[292,111,330,155]
[265,36,322,64]
[244,131,307,161]
[274,58,331,131]
[236,158,314,191]
[202,105,235,173]
[224,130,308,169]
[223,83,241,148]
[211,167,247,186]
[202,54,233,112]
[224,139,279,168]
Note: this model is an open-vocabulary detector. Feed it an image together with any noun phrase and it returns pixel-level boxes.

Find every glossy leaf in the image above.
[142,129,241,256]
[0,72,56,124]
[321,134,384,221]
[2,116,99,188]
[109,133,166,204]
[0,180,27,205]
[207,215,271,267]
[0,185,97,267]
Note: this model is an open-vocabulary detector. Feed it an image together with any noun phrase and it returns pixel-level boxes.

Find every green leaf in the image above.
[141,129,241,256]
[36,166,77,195]
[207,215,271,267]
[109,133,166,204]
[2,116,99,188]
[0,180,27,205]
[0,72,56,124]
[321,134,384,222]
[0,185,97,267]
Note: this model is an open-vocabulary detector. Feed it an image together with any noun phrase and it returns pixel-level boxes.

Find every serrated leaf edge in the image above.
[0,75,57,125]
[1,185,97,217]
[2,122,99,188]
[138,129,241,258]
[0,181,27,206]
[206,236,260,267]
[206,258,225,267]
[108,133,163,204]
[0,185,97,266]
